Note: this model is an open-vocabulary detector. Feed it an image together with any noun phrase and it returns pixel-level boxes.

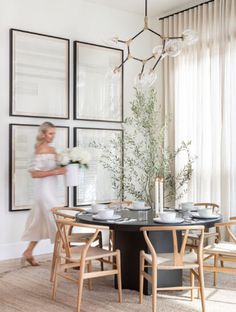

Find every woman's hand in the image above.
[54,167,66,176]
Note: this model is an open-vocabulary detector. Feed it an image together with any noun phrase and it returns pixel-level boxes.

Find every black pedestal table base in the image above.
[114,230,182,295]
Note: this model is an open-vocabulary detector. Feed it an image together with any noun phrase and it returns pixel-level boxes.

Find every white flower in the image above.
[57,152,70,166]
[78,150,91,165]
[69,147,81,162]
[57,146,90,167]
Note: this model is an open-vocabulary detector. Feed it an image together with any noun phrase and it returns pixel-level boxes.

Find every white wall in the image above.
[0,0,163,260]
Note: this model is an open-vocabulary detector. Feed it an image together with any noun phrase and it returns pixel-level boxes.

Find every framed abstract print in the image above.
[9,124,69,211]
[10,29,69,119]
[73,127,123,206]
[74,41,123,122]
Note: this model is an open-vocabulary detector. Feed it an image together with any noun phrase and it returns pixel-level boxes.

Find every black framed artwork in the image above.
[9,29,70,119]
[9,124,69,211]
[73,41,123,122]
[73,127,123,206]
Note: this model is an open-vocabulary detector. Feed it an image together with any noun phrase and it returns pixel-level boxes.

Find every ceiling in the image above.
[86,0,206,17]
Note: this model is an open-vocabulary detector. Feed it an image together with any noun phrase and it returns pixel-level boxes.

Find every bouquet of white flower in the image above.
[57,147,91,168]
[57,147,91,186]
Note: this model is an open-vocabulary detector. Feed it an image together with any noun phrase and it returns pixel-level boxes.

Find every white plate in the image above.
[92,214,121,221]
[153,217,184,224]
[191,212,220,219]
[128,206,151,211]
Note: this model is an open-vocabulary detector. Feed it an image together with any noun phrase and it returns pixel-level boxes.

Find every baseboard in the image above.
[0,240,54,261]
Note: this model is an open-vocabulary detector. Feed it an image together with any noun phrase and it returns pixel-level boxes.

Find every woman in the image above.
[21,122,66,266]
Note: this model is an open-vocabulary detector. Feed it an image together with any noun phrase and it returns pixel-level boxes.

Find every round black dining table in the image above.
[76,209,222,295]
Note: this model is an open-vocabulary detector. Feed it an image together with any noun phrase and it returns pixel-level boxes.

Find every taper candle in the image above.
[159,178,164,213]
[155,178,159,216]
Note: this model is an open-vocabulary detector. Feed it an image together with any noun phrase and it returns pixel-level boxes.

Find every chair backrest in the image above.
[140,225,205,267]
[52,207,87,238]
[53,207,88,229]
[194,202,220,213]
[215,221,236,243]
[55,218,109,260]
[52,207,85,220]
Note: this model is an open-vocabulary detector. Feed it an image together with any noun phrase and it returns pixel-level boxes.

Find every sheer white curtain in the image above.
[163,0,236,218]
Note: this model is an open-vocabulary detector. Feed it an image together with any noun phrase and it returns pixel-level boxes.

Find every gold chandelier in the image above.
[107,0,198,87]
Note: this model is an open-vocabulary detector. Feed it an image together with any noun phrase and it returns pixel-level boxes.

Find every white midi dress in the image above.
[21,154,59,243]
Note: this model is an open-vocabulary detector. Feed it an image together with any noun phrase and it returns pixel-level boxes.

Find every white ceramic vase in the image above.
[65,163,79,187]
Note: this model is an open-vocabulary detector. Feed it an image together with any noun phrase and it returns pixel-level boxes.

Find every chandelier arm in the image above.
[133,57,144,62]
[127,45,131,55]
[148,28,163,39]
[167,36,183,40]
[116,56,129,70]
[163,39,166,50]
[140,63,145,76]
[131,28,145,41]
[146,55,155,62]
[118,39,126,44]
[152,55,162,71]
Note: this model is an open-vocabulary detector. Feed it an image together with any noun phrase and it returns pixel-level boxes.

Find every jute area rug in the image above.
[0,254,235,312]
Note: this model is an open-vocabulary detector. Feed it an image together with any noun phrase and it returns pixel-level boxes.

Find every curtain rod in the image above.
[159,0,214,20]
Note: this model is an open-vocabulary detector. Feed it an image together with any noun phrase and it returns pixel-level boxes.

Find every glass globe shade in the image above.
[152,45,163,59]
[147,70,157,87]
[165,39,183,57]
[182,29,199,45]
[134,70,157,89]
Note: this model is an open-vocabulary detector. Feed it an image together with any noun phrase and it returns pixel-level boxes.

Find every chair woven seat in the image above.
[61,246,119,262]
[143,251,200,269]
[204,241,236,255]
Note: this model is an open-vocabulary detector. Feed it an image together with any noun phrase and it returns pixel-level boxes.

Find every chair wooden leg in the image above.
[197,272,200,300]
[52,257,60,300]
[152,265,157,312]
[214,255,218,287]
[98,233,104,271]
[139,251,144,304]
[50,232,59,282]
[198,264,206,312]
[87,261,93,290]
[190,269,194,301]
[116,250,122,303]
[77,265,85,312]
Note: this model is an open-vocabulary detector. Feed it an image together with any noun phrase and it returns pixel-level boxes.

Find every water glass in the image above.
[138,210,148,221]
[113,203,122,213]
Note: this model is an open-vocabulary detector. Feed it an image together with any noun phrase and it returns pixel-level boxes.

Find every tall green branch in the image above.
[91,88,196,207]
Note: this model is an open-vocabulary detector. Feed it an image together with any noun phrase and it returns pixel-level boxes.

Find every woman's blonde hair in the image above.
[35,121,55,148]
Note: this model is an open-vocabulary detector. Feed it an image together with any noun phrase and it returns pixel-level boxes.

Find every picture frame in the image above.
[73,127,123,206]
[9,124,69,211]
[9,29,70,119]
[73,41,123,122]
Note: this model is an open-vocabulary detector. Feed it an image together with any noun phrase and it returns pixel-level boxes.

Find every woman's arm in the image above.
[31,167,66,178]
